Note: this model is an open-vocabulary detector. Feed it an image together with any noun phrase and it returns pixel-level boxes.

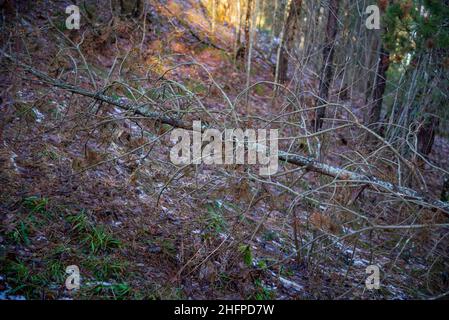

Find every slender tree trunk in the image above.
[367,0,393,133]
[364,31,380,104]
[211,0,216,32]
[278,0,302,84]
[417,115,439,157]
[271,0,278,42]
[368,45,390,130]
[246,0,259,111]
[442,175,449,202]
[0,0,15,16]
[416,72,442,163]
[234,0,242,64]
[258,0,265,29]
[313,0,340,132]
[243,0,254,61]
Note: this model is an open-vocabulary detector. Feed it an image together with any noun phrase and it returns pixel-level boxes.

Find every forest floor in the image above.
[1,0,448,300]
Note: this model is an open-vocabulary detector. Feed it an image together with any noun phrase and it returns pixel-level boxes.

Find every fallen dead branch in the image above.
[277,152,449,214]
[4,52,449,215]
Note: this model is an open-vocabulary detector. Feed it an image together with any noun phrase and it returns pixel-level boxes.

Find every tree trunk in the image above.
[368,45,390,130]
[416,71,442,166]
[234,0,242,62]
[243,0,254,61]
[367,0,393,133]
[442,175,449,202]
[211,0,216,32]
[278,0,303,84]
[364,33,380,104]
[0,0,15,15]
[417,115,439,158]
[313,0,340,132]
[246,0,259,110]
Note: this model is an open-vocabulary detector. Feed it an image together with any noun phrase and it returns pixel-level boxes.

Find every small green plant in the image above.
[256,259,268,271]
[8,221,31,245]
[238,244,253,267]
[262,230,279,242]
[67,212,120,253]
[280,265,295,277]
[47,260,65,283]
[53,18,67,32]
[204,202,227,236]
[218,272,231,286]
[2,260,36,297]
[3,258,69,298]
[6,261,30,283]
[254,84,265,96]
[81,225,121,254]
[23,196,49,214]
[253,278,274,300]
[13,102,37,121]
[160,239,177,257]
[93,283,131,300]
[66,211,90,232]
[84,256,128,280]
[52,243,72,256]
[38,149,59,161]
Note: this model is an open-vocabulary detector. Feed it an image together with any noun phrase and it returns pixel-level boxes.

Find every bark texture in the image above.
[278,0,302,84]
[313,0,340,132]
